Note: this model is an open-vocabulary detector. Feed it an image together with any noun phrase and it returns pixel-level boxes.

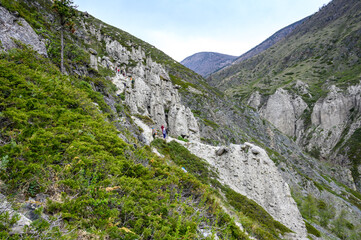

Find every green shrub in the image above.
[305,221,321,237]
[0,47,248,239]
[134,114,154,125]
[220,185,291,239]
[151,139,217,185]
[177,136,189,142]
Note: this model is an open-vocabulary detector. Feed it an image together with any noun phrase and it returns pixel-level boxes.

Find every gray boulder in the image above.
[215,146,229,156]
[0,6,47,56]
[0,194,32,235]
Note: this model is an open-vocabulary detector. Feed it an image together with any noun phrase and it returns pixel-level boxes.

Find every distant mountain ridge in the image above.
[180,52,237,77]
[181,18,305,77]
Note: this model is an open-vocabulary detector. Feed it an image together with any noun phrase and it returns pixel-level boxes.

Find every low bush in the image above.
[0,47,249,239]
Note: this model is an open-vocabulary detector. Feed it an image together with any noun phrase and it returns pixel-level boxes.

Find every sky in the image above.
[73,0,332,62]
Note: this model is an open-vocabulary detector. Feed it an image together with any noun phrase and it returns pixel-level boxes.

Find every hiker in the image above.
[161,125,166,139]
[152,128,156,139]
[131,77,134,88]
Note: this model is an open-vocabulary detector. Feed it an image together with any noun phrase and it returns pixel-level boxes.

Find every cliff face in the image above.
[0,6,47,56]
[180,141,308,239]
[247,82,361,190]
[88,23,307,237]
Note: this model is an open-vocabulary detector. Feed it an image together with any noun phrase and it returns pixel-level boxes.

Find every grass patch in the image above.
[305,222,321,237]
[134,114,155,125]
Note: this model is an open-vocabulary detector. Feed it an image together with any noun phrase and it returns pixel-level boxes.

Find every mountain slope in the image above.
[0,0,360,239]
[209,0,361,190]
[181,52,237,77]
[231,18,306,65]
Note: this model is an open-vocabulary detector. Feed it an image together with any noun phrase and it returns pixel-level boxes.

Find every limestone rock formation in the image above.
[83,25,201,141]
[89,48,98,70]
[249,83,361,156]
[247,91,262,109]
[306,83,361,158]
[248,82,361,189]
[258,88,307,138]
[0,6,47,56]
[122,59,200,140]
[168,104,200,141]
[179,141,308,239]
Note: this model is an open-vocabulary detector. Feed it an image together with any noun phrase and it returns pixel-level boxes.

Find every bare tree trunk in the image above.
[60,28,64,74]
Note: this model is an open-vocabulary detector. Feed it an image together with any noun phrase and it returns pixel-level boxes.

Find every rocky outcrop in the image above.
[123,58,200,140]
[0,193,32,235]
[257,88,308,138]
[248,82,361,189]
[305,83,361,158]
[0,6,47,56]
[78,18,201,141]
[247,91,262,109]
[168,104,200,140]
[249,83,361,156]
[179,141,308,239]
[88,39,200,140]
[89,48,98,70]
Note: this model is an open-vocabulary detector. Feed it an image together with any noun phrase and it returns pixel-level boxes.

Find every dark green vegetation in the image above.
[338,128,361,182]
[1,0,360,238]
[292,191,361,239]
[151,140,218,186]
[0,45,249,239]
[304,222,321,238]
[152,139,292,239]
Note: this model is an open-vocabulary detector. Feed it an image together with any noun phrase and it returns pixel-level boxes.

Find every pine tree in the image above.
[52,0,77,74]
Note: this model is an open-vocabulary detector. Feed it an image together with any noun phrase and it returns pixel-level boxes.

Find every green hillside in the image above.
[1,0,360,239]
[0,1,294,239]
[208,0,361,187]
[0,36,251,240]
[209,0,361,102]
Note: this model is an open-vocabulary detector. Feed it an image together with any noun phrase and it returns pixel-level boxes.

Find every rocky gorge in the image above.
[0,0,360,239]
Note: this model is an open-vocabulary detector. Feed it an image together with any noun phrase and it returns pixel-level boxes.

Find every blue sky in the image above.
[73,0,331,61]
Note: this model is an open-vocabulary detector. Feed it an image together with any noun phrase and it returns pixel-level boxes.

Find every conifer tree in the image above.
[52,0,76,74]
